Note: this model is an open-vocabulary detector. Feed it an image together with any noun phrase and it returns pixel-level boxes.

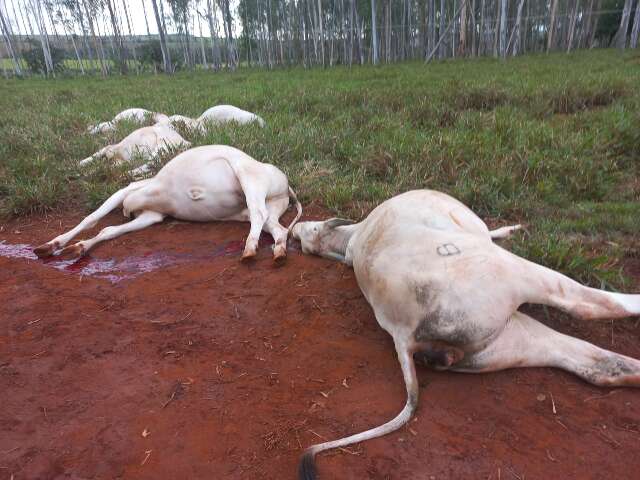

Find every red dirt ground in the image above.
[1,210,639,480]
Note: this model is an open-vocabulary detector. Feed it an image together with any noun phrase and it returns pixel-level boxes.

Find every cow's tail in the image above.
[287,185,303,233]
[298,346,419,480]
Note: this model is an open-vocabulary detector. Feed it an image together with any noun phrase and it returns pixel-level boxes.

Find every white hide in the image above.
[35,145,302,261]
[158,114,206,134]
[79,124,191,174]
[293,189,640,480]
[198,105,266,128]
[87,108,170,134]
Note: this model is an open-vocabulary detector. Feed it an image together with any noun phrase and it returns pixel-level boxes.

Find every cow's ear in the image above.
[325,218,355,229]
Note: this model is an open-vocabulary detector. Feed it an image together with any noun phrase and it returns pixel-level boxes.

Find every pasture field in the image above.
[1,50,640,480]
[1,49,639,286]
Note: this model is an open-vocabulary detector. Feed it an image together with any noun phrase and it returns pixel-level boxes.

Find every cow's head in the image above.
[292,218,355,262]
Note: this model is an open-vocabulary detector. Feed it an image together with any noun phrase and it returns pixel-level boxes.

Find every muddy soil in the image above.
[1,210,639,480]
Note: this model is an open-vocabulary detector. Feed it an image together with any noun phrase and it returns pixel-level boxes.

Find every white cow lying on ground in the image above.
[35,145,302,261]
[292,189,640,480]
[79,124,191,176]
[198,105,266,127]
[88,108,170,134]
[159,105,266,134]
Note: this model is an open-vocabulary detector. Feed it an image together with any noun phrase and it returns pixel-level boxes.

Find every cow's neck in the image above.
[324,224,359,265]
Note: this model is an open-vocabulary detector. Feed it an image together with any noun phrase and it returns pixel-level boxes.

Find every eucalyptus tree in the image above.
[82,0,108,75]
[28,0,55,76]
[547,0,558,51]
[141,0,152,35]
[103,0,127,73]
[0,4,22,75]
[371,0,379,63]
[52,2,85,74]
[217,0,237,68]
[168,0,194,68]
[150,0,173,71]
[631,0,640,47]
[206,0,222,69]
[509,0,526,56]
[614,0,634,48]
[121,0,140,71]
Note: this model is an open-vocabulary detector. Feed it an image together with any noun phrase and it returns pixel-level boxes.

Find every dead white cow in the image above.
[78,124,191,176]
[157,106,265,134]
[198,105,266,128]
[292,189,640,479]
[35,145,302,261]
[161,114,206,134]
[88,108,169,134]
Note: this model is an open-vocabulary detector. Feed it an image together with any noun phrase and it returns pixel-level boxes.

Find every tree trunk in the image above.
[141,0,152,36]
[508,0,525,56]
[29,0,54,76]
[427,0,466,62]
[121,0,139,72]
[498,0,507,57]
[615,0,634,49]
[478,0,485,55]
[219,0,236,69]
[371,0,379,64]
[547,0,558,52]
[384,0,390,62]
[74,0,95,73]
[631,0,640,48]
[566,0,580,52]
[438,0,445,58]
[82,0,108,76]
[588,0,602,48]
[62,16,86,74]
[17,0,35,36]
[105,0,127,73]
[470,0,477,56]
[458,0,467,56]
[0,6,22,75]
[197,10,208,68]
[150,0,172,72]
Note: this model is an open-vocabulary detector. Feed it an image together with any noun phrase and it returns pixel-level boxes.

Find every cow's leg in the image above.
[58,210,165,258]
[129,162,153,178]
[264,196,289,261]
[236,179,269,259]
[79,146,110,167]
[33,180,151,258]
[454,311,640,387]
[489,224,522,239]
[519,256,640,319]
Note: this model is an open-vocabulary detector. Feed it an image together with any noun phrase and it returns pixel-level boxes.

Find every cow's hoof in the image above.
[273,246,287,262]
[58,243,85,259]
[33,243,56,258]
[241,249,257,261]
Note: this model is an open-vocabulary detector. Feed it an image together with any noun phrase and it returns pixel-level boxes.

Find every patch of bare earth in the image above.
[1,211,639,479]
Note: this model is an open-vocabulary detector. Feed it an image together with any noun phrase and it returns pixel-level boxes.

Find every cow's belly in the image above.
[170,189,245,221]
[163,159,246,222]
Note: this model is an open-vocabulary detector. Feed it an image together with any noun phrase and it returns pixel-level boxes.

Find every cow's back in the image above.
[349,191,517,350]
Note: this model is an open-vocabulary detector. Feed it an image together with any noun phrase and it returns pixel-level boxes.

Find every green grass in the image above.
[1,49,639,288]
